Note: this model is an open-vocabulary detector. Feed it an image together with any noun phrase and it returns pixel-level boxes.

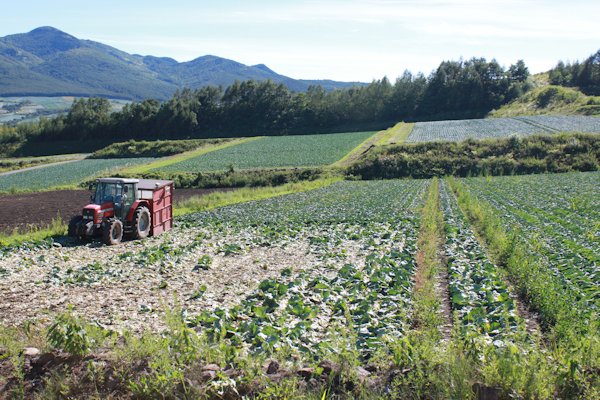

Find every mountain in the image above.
[0,27,363,100]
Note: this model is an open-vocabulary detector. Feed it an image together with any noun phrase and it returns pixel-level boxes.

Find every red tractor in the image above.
[69,178,173,245]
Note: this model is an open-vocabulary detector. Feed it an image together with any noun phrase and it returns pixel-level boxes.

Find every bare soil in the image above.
[0,188,233,233]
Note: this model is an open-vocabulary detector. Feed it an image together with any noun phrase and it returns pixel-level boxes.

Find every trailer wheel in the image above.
[132,206,151,239]
[103,220,123,245]
[68,215,83,237]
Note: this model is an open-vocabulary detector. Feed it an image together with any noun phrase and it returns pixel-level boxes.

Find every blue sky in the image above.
[2,0,599,82]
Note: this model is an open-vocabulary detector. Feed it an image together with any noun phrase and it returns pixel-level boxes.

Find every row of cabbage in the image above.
[179,179,428,359]
[0,158,154,192]
[0,179,428,359]
[155,131,375,172]
[460,172,599,312]
[440,181,521,342]
[407,116,600,143]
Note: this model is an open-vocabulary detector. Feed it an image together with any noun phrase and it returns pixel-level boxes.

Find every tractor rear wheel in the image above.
[102,219,123,245]
[68,215,83,237]
[131,206,151,239]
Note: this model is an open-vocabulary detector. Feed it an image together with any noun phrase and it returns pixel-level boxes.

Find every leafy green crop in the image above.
[155,131,375,172]
[460,171,600,310]
[407,116,600,143]
[178,179,428,358]
[0,158,154,192]
[440,181,520,340]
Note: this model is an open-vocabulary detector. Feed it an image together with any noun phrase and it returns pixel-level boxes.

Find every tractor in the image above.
[68,178,173,245]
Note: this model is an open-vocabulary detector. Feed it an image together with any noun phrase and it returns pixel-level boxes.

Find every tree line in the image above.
[3,57,531,145]
[549,49,600,96]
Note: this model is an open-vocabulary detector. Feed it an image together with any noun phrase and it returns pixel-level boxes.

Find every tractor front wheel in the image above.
[102,219,123,245]
[132,206,151,239]
[68,215,83,237]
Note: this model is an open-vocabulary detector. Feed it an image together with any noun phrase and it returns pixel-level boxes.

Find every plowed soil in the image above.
[0,188,232,233]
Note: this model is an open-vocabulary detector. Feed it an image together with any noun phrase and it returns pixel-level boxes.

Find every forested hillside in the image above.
[1,57,532,155]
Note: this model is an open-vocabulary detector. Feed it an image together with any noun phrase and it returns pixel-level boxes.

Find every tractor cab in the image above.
[69,177,173,245]
[90,178,138,220]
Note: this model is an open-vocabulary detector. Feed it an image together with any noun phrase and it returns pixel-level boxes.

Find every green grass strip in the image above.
[0,217,66,247]
[329,130,379,168]
[412,178,445,333]
[121,137,262,175]
[375,122,414,146]
[173,177,342,216]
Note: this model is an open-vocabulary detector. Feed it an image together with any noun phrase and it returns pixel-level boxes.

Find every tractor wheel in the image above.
[68,215,83,237]
[131,206,151,239]
[102,219,123,245]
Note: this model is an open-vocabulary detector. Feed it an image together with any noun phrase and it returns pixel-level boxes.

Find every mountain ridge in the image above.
[0,27,363,100]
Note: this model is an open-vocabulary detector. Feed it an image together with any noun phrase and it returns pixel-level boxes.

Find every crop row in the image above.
[159,180,426,357]
[155,131,375,172]
[181,180,428,358]
[460,172,599,310]
[440,181,521,342]
[515,115,600,134]
[0,180,427,338]
[0,158,154,192]
[407,116,600,143]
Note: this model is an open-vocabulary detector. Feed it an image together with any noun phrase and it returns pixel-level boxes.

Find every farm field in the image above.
[0,153,87,174]
[0,180,427,335]
[440,182,521,339]
[0,158,154,192]
[0,188,234,234]
[406,115,600,142]
[155,131,375,172]
[0,173,599,398]
[0,96,129,124]
[460,172,600,311]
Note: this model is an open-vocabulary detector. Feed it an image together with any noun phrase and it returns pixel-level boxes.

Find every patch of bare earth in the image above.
[0,188,234,233]
[0,223,371,334]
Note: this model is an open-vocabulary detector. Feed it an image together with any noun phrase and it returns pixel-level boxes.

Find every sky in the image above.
[2,0,599,82]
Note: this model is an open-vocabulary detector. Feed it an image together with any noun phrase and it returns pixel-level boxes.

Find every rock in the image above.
[52,242,62,248]
[356,366,371,382]
[202,363,221,372]
[318,360,339,376]
[201,370,216,380]
[296,367,314,379]
[266,360,279,374]
[23,347,40,357]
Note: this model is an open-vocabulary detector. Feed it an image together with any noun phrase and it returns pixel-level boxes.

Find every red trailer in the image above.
[68,178,174,245]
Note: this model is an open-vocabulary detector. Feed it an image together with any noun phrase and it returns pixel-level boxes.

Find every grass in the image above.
[173,177,342,216]
[0,217,66,247]
[412,178,445,332]
[490,85,600,117]
[350,132,600,179]
[119,137,259,175]
[89,138,230,159]
[330,130,383,167]
[446,176,600,399]
[156,131,375,172]
[375,122,414,146]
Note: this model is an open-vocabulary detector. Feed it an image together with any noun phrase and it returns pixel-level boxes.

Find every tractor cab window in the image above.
[94,182,122,204]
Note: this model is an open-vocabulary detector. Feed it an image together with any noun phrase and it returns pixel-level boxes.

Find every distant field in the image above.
[0,96,129,124]
[406,116,600,143]
[0,154,86,173]
[0,158,154,192]
[155,131,375,172]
